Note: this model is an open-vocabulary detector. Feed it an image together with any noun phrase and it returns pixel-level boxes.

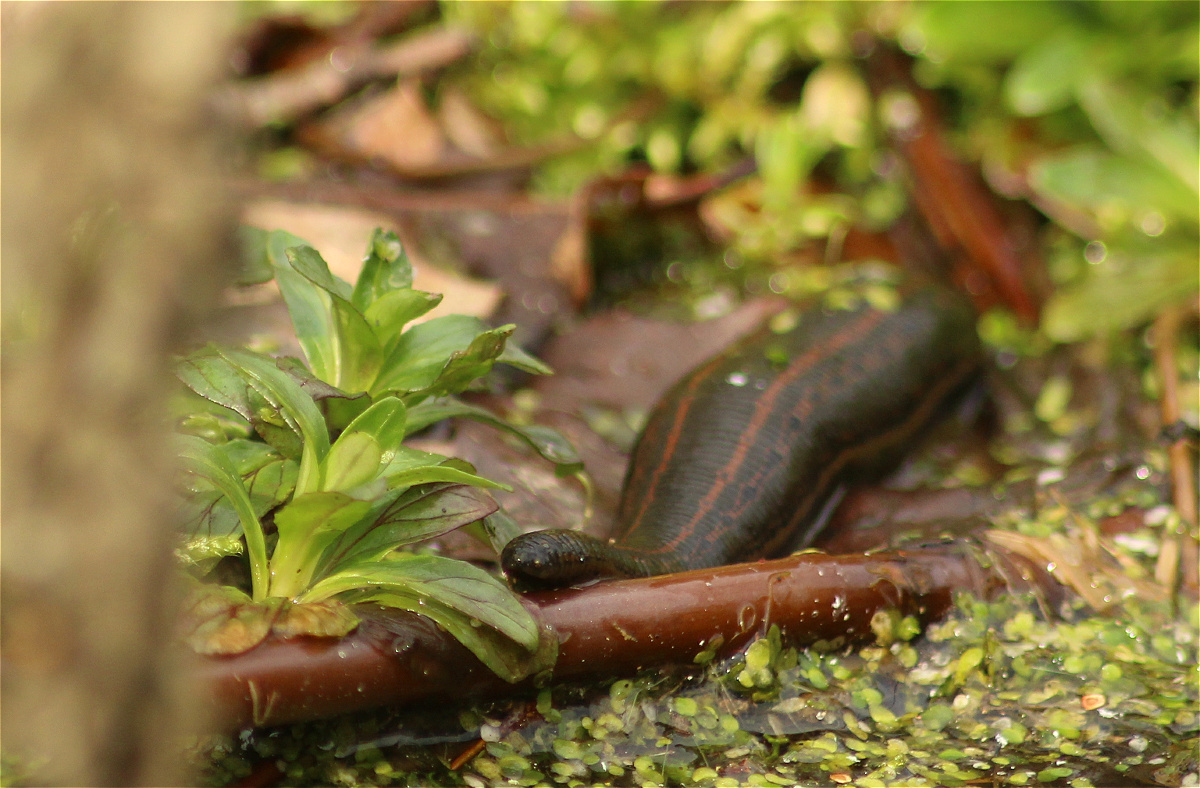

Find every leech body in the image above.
[501,284,982,589]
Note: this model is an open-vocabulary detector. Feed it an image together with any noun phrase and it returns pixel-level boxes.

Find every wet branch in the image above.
[198,545,1055,731]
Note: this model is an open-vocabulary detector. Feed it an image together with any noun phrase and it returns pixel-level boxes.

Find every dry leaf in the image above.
[438,85,503,159]
[345,78,445,170]
[241,199,502,321]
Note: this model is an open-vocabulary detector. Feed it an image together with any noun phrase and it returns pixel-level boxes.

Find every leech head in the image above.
[501,529,620,591]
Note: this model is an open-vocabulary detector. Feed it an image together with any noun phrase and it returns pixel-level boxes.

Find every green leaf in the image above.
[386,463,511,493]
[322,432,383,493]
[225,440,298,506]
[1003,30,1089,116]
[1043,246,1198,341]
[177,435,269,601]
[378,444,453,476]
[172,390,253,442]
[363,289,443,354]
[421,325,516,397]
[273,262,339,383]
[1076,76,1200,194]
[481,509,524,554]
[497,337,554,376]
[269,491,373,598]
[1028,146,1199,227]
[367,588,553,683]
[352,228,414,312]
[303,552,540,650]
[406,399,583,471]
[176,346,256,423]
[273,356,368,406]
[318,483,498,572]
[373,315,552,399]
[911,1,1070,64]
[256,230,337,383]
[319,396,410,494]
[262,232,348,386]
[175,533,244,572]
[340,396,407,457]
[286,244,353,301]
[235,226,276,286]
[285,246,384,393]
[180,440,297,541]
[271,355,373,432]
[756,113,828,213]
[217,347,330,494]
[372,314,498,395]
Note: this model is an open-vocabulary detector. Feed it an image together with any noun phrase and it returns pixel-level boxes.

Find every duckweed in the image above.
[192,454,1196,788]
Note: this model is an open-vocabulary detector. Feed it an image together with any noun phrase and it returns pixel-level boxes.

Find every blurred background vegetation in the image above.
[441,1,1197,340]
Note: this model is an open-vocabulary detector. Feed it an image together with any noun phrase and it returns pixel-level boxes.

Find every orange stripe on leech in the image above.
[642,308,890,554]
[777,351,980,543]
[658,328,977,560]
[623,348,741,532]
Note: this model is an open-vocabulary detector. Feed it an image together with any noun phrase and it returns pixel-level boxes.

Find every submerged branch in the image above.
[198,545,1056,730]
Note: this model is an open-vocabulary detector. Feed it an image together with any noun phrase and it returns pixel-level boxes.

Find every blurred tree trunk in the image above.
[2,3,236,784]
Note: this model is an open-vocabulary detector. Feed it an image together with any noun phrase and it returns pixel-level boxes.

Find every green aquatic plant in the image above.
[447,1,1198,337]
[174,228,578,681]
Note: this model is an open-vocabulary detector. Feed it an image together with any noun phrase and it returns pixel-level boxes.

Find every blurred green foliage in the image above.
[445,0,1198,341]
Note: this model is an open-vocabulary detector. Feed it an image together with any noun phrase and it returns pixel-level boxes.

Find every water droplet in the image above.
[537,293,559,314]
[727,372,748,387]
[1140,211,1165,237]
[882,91,920,133]
[1135,465,1151,480]
[1084,240,1107,264]
[328,47,354,73]
[1037,468,1065,486]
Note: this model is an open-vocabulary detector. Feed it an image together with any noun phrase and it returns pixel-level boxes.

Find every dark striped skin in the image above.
[501,284,982,589]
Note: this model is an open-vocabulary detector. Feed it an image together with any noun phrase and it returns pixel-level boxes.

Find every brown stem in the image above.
[1152,298,1200,592]
[197,546,1050,731]
[218,26,477,126]
[864,46,1040,325]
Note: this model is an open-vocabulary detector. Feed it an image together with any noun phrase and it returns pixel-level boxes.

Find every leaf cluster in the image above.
[447,1,1198,341]
[908,1,1198,341]
[175,228,575,681]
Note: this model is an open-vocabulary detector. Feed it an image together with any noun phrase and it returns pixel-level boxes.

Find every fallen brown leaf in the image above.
[241,199,502,322]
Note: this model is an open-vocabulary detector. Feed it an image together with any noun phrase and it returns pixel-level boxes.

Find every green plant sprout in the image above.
[173,228,578,681]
